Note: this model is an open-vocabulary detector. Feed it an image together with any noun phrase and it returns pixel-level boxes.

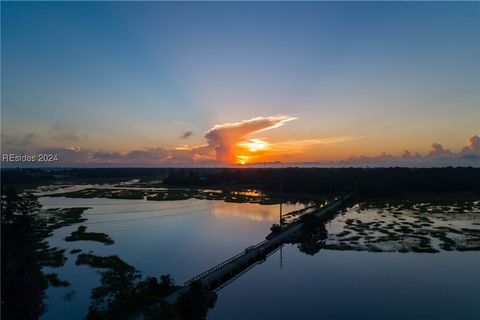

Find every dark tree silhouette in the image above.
[1,188,46,320]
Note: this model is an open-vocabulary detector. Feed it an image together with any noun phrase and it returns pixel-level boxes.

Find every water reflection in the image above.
[209,247,480,320]
[39,195,305,320]
[212,202,304,222]
[230,190,264,197]
[38,193,480,320]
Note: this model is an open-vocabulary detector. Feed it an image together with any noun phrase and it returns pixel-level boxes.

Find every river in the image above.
[38,190,479,320]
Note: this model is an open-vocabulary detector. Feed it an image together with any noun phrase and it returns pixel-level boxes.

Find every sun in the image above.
[234,139,270,164]
[236,155,250,165]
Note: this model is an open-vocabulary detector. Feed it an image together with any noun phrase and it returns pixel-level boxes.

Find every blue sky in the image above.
[1,2,479,166]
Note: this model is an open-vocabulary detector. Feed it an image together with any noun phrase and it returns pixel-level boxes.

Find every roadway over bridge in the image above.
[166,193,353,302]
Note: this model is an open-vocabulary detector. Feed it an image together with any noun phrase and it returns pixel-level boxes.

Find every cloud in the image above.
[345,152,396,163]
[204,116,297,163]
[125,149,168,162]
[329,135,478,167]
[461,135,480,155]
[2,126,87,156]
[11,147,171,166]
[180,131,194,139]
[461,153,480,160]
[401,150,421,160]
[38,146,90,164]
[2,118,478,168]
[90,148,169,164]
[267,137,357,154]
[165,149,196,164]
[1,133,38,153]
[425,143,452,158]
[48,124,83,142]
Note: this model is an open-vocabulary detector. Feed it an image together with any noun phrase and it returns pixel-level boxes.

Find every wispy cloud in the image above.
[180,131,194,139]
[266,137,357,154]
[48,124,83,142]
[1,133,38,153]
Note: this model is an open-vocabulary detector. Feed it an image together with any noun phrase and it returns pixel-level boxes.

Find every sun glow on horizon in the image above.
[236,155,250,165]
[237,139,269,153]
[234,139,271,164]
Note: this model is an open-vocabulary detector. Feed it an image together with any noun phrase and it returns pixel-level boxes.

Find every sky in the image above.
[1,1,479,167]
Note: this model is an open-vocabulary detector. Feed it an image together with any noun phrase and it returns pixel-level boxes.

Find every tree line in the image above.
[2,167,480,197]
[162,167,480,197]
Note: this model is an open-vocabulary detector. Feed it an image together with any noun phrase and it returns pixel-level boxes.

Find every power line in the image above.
[42,201,156,206]
[37,206,214,230]
[106,215,210,234]
[82,203,209,216]
[40,197,206,206]
[81,207,210,225]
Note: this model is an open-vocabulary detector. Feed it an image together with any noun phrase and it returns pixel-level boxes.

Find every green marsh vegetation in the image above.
[49,188,146,200]
[281,194,479,255]
[45,273,70,287]
[65,226,114,245]
[319,199,480,253]
[40,207,90,235]
[76,253,132,269]
[49,187,303,206]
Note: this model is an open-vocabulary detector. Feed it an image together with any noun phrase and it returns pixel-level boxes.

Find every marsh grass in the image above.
[321,199,480,253]
[45,273,70,287]
[76,253,131,270]
[50,187,291,206]
[65,226,114,245]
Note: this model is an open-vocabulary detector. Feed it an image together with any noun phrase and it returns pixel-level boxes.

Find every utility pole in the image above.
[280,202,283,226]
[329,169,332,197]
[279,174,284,226]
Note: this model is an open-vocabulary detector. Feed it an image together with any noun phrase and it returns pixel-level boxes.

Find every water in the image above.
[209,246,480,320]
[39,196,303,320]
[38,194,480,320]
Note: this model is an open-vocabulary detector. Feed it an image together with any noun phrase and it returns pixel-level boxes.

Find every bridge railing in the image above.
[184,239,269,286]
[184,194,354,287]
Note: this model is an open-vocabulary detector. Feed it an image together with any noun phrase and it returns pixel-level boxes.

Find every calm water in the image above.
[38,195,480,320]
[39,196,302,320]
[209,247,480,320]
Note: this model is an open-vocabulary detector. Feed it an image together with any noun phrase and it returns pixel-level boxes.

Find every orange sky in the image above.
[1,114,479,167]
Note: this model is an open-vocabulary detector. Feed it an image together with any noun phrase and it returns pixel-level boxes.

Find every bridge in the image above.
[166,193,353,302]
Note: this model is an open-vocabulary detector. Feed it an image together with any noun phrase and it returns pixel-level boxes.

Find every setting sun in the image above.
[236,155,250,165]
[234,139,271,164]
